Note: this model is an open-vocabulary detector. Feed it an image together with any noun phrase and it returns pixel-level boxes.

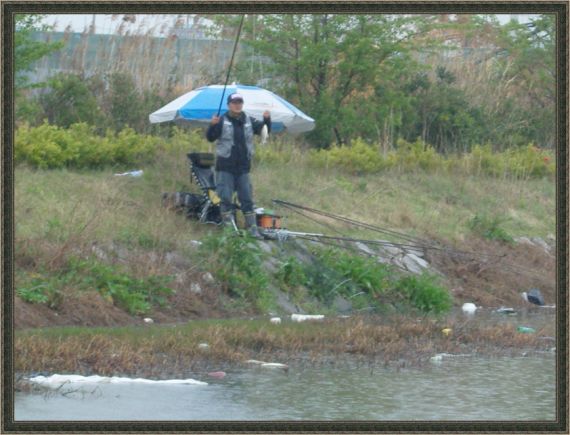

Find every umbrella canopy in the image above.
[149,84,315,134]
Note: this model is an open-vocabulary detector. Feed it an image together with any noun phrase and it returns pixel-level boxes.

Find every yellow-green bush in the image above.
[392,138,443,171]
[463,144,554,179]
[305,137,553,180]
[15,122,555,179]
[308,138,386,173]
[16,122,156,168]
[163,127,212,155]
[15,122,206,169]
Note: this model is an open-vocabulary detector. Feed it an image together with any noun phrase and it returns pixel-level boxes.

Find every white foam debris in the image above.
[245,359,266,364]
[260,363,288,369]
[291,314,324,322]
[244,360,288,370]
[28,374,207,386]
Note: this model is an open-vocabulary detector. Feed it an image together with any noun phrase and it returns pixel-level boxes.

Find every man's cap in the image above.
[227,93,244,103]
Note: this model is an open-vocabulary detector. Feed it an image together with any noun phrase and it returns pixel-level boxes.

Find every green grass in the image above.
[252,161,555,242]
[14,142,555,316]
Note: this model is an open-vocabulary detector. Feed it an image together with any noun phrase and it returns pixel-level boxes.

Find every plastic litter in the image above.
[198,343,209,350]
[461,303,478,314]
[496,307,516,315]
[270,317,282,325]
[291,314,324,322]
[261,363,288,370]
[207,371,226,379]
[143,318,154,324]
[114,170,143,177]
[517,326,536,333]
[441,328,452,337]
[245,360,289,370]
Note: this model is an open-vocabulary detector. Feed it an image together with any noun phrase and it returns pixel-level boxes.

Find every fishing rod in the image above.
[270,200,547,278]
[217,15,245,117]
[271,228,544,280]
[273,199,442,248]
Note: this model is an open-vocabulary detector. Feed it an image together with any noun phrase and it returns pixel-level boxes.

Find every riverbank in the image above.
[16,309,555,388]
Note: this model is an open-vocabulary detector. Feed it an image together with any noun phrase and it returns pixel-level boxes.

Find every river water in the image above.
[15,355,555,421]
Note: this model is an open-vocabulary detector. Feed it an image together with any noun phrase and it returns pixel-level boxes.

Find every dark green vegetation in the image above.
[201,233,452,315]
[17,14,555,151]
[17,257,173,315]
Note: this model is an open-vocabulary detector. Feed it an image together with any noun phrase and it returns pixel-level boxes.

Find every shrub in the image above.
[308,138,386,173]
[468,214,514,244]
[17,278,62,308]
[15,122,162,169]
[16,257,174,315]
[393,273,452,314]
[200,229,274,312]
[38,73,106,129]
[292,247,452,315]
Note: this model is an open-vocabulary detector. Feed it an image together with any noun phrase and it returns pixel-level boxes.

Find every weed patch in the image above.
[468,214,514,244]
[17,257,174,315]
[274,247,452,315]
[200,229,275,312]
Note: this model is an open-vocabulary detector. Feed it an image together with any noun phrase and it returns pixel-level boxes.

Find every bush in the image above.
[284,247,452,315]
[468,214,514,244]
[15,122,161,169]
[308,138,386,173]
[200,229,275,312]
[16,257,174,315]
[306,137,553,180]
[393,273,452,315]
[38,73,106,129]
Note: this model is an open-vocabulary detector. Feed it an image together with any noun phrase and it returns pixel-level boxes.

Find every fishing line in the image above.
[217,15,245,117]
[273,199,549,277]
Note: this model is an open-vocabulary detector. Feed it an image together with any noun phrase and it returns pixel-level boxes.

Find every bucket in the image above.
[257,213,282,229]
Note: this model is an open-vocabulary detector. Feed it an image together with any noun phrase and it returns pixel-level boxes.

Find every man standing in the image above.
[206,92,271,238]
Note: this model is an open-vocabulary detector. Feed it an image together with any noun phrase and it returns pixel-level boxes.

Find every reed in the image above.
[15,315,555,377]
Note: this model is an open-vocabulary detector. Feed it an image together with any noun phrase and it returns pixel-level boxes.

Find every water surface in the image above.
[16,355,555,421]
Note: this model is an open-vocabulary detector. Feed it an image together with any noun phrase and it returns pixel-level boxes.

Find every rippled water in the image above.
[16,355,555,421]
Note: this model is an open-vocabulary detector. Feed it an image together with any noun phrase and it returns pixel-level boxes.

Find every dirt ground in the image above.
[14,237,556,329]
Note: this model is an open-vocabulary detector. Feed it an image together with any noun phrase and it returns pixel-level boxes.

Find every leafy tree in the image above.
[15,14,64,89]
[38,73,106,128]
[213,14,436,148]
[15,14,64,124]
[402,66,484,153]
[492,15,555,148]
[440,14,556,149]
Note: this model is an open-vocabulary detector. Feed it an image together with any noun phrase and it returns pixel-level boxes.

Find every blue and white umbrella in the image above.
[149,84,315,134]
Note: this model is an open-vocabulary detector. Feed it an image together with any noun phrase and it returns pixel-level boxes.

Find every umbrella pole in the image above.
[217,15,246,117]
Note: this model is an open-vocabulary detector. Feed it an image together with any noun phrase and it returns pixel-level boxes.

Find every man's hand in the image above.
[211,115,221,125]
[263,111,270,119]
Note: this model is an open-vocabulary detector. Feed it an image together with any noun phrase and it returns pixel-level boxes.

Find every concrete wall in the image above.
[29,31,235,93]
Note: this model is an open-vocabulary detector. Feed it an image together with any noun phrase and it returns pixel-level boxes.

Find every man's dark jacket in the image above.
[206,111,271,175]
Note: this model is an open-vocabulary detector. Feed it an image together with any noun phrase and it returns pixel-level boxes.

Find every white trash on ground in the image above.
[461,303,478,314]
[114,170,143,177]
[291,314,324,322]
[245,360,288,370]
